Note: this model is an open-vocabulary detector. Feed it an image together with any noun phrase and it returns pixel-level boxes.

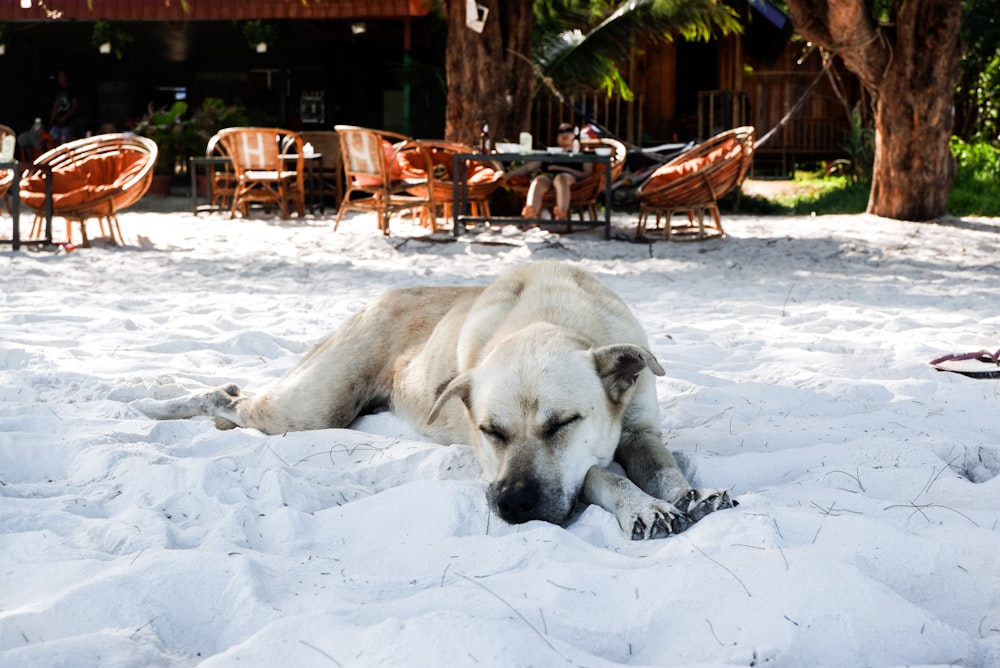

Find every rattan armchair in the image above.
[334,125,433,235]
[395,139,504,232]
[635,126,755,241]
[205,132,238,210]
[507,137,627,222]
[21,133,157,246]
[215,127,305,219]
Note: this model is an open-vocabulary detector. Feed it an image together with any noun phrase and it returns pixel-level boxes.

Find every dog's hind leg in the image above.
[134,383,252,430]
[135,322,390,435]
[135,286,479,436]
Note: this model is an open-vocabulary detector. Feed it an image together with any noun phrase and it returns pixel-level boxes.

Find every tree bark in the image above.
[786,0,962,220]
[444,0,535,146]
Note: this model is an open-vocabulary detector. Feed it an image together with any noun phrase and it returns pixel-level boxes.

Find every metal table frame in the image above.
[1,160,53,251]
[452,151,613,239]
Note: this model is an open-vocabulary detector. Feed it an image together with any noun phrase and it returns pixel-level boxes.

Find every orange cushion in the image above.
[468,166,499,184]
[20,150,148,210]
[352,140,404,187]
[644,138,740,191]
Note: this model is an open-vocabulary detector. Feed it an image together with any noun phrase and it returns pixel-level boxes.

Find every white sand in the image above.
[2,205,999,667]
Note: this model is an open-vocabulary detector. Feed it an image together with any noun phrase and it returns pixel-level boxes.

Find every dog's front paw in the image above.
[629,501,690,540]
[673,488,737,523]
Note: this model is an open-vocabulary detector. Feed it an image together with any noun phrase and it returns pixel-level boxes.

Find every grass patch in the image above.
[738,142,1000,218]
[738,172,869,216]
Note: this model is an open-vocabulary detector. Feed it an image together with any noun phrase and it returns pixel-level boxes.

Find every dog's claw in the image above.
[629,504,688,540]
[686,489,735,522]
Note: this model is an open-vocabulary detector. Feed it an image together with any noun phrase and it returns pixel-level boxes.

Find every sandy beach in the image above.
[2,202,999,667]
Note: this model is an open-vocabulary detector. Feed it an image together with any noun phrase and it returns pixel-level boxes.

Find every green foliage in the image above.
[243,20,278,51]
[91,20,133,60]
[840,105,875,183]
[959,0,1000,143]
[134,98,249,176]
[133,101,190,175]
[532,0,741,99]
[967,51,1000,144]
[949,137,1000,215]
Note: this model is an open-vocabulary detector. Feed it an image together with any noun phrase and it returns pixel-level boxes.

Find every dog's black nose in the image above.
[494,481,540,524]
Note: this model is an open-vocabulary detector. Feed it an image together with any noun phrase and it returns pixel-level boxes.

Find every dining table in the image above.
[451,149,614,239]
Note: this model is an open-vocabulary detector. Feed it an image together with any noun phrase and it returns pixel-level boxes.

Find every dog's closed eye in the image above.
[479,425,507,443]
[543,414,580,440]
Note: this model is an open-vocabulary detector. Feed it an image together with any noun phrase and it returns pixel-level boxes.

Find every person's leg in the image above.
[522,175,553,218]
[553,173,575,220]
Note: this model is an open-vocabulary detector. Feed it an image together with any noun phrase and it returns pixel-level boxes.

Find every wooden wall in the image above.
[531,31,860,175]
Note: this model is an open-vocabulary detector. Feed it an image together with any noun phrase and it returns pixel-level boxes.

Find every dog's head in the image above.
[429,324,664,526]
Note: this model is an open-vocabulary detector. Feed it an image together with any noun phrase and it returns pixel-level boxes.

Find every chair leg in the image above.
[108,215,124,246]
[709,204,724,237]
[78,220,90,248]
[229,191,240,219]
[333,202,348,231]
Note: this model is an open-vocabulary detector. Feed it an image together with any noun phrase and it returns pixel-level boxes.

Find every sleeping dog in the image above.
[136,261,734,539]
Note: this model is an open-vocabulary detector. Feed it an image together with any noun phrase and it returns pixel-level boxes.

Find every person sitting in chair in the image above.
[507,123,593,221]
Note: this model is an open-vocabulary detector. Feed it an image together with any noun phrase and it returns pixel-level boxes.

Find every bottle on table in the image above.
[480,122,490,153]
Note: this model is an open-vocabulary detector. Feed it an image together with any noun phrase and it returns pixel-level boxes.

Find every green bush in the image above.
[949,137,1000,216]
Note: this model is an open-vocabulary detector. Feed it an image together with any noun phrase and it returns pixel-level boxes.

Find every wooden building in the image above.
[1,1,858,175]
[0,0,441,141]
[532,1,861,175]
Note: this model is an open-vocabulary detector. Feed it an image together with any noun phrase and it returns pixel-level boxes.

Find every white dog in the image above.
[137,261,734,539]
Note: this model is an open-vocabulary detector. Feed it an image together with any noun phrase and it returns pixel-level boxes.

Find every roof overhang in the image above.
[1,0,432,21]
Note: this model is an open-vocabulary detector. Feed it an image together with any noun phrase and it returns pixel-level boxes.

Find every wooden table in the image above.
[451,150,613,239]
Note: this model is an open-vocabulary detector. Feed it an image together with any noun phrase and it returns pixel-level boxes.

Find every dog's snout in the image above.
[494,481,540,524]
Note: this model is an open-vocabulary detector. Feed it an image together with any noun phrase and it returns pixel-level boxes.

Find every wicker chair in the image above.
[205,132,238,211]
[635,126,755,241]
[507,137,627,223]
[334,125,433,235]
[215,127,305,219]
[21,133,157,247]
[395,139,504,232]
[0,124,15,215]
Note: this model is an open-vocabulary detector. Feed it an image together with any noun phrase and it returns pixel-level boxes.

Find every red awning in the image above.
[1,0,432,21]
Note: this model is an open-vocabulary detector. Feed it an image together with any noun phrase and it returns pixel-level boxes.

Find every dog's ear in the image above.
[593,344,665,403]
[428,372,472,424]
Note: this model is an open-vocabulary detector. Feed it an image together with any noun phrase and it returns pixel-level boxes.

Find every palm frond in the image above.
[536,0,741,96]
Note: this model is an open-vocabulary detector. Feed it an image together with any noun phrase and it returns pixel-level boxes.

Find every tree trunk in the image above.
[786,0,962,220]
[444,0,535,146]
